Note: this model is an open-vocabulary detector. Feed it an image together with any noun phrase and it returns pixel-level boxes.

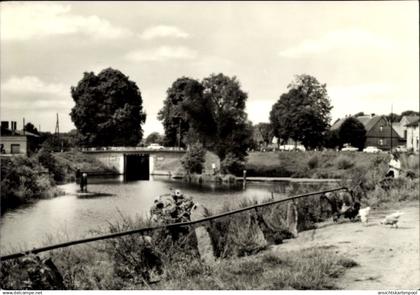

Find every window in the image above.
[380,126,383,132]
[11,144,20,154]
[379,139,384,146]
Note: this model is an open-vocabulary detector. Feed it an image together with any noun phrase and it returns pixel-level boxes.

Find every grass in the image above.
[53,151,117,182]
[156,247,358,290]
[245,150,390,178]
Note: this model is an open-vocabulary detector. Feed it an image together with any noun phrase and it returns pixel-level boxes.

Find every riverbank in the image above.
[1,170,418,289]
[271,200,419,289]
[0,151,117,214]
[245,151,419,179]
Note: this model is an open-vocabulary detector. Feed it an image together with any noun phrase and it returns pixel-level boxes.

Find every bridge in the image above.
[82,147,186,180]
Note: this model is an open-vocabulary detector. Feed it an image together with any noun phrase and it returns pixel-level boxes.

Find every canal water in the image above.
[0,176,298,253]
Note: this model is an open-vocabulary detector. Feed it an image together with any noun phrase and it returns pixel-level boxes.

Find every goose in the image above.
[381,211,403,228]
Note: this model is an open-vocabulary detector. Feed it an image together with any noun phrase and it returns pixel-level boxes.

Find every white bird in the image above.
[358,207,371,224]
[381,211,403,228]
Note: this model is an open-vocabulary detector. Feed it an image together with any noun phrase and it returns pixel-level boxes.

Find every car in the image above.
[147,143,164,150]
[363,146,381,153]
[341,146,358,152]
[395,146,408,153]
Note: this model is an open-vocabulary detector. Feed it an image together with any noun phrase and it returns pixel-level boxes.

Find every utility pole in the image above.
[177,118,181,149]
[22,117,25,135]
[55,113,60,151]
[390,104,393,152]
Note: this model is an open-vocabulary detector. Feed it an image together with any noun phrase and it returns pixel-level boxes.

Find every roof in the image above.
[331,115,383,132]
[392,122,405,138]
[401,115,419,126]
[0,128,40,137]
[406,118,420,127]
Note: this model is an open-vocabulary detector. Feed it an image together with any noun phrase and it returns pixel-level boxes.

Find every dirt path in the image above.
[270,201,419,290]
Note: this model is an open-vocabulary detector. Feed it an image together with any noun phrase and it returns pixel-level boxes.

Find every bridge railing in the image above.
[81,146,186,152]
[0,186,349,261]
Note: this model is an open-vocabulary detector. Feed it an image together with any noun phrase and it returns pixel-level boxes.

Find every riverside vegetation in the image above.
[1,151,418,289]
[0,150,116,213]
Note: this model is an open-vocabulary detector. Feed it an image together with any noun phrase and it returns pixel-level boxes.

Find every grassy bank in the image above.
[1,151,418,290]
[0,203,357,290]
[245,151,419,179]
[53,151,118,182]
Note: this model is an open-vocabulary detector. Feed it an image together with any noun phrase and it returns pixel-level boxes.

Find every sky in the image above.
[1,1,419,136]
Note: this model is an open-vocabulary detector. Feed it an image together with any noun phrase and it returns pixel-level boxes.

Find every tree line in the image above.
[66,68,416,174]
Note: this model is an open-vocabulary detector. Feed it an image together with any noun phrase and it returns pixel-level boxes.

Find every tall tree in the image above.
[70,68,146,147]
[270,74,332,149]
[338,117,367,150]
[160,74,253,163]
[157,77,202,147]
[197,73,252,161]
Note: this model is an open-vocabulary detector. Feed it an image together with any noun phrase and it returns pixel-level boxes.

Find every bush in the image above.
[307,155,319,169]
[181,143,206,174]
[37,148,66,183]
[1,156,56,213]
[221,153,245,175]
[335,156,354,170]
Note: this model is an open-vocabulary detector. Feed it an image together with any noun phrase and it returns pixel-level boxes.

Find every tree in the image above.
[255,123,273,146]
[189,73,252,161]
[338,117,367,150]
[23,122,39,135]
[144,132,163,145]
[354,112,365,117]
[270,74,332,149]
[401,110,419,117]
[161,74,253,162]
[181,142,206,174]
[386,113,401,123]
[70,68,146,147]
[324,129,340,149]
[157,77,202,147]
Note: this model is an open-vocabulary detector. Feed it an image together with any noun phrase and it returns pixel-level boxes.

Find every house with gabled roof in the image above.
[331,115,404,151]
[392,115,419,140]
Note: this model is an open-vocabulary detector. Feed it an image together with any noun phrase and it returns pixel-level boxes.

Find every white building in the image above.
[406,118,419,153]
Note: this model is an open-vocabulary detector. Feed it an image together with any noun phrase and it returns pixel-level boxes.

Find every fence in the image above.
[0,186,349,261]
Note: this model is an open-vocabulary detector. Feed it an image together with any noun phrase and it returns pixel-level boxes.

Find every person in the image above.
[81,172,88,192]
[386,152,401,178]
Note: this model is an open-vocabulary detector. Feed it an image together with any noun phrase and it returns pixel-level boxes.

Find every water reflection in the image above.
[0,176,286,252]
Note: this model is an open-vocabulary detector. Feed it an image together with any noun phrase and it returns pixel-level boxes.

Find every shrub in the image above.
[37,148,66,183]
[181,143,206,174]
[335,156,354,170]
[0,156,56,213]
[221,153,245,176]
[307,155,319,169]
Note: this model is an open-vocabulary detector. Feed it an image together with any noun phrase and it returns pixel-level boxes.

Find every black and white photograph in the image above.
[0,1,419,292]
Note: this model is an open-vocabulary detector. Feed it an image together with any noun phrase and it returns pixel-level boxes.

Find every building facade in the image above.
[406,119,419,153]
[331,115,403,151]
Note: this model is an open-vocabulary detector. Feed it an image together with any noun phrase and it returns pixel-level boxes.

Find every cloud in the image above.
[278,29,396,58]
[125,46,197,62]
[1,76,71,111]
[1,2,132,41]
[2,76,68,96]
[139,25,189,40]
[328,83,395,101]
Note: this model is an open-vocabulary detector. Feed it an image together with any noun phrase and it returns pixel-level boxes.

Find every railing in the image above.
[81,146,186,152]
[0,186,349,261]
